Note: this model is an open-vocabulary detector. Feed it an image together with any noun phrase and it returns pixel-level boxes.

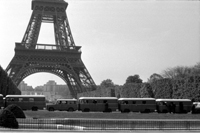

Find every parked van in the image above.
[5,95,46,111]
[46,99,77,111]
[118,98,156,113]
[156,99,192,113]
[78,97,118,112]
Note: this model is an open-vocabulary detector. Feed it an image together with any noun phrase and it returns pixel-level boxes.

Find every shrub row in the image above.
[78,75,200,101]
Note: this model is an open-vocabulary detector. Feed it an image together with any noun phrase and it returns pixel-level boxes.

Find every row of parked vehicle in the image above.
[46,97,199,114]
[1,94,200,113]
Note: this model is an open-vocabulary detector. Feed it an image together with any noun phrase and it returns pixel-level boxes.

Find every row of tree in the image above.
[0,62,199,100]
[0,65,20,96]
[78,62,200,101]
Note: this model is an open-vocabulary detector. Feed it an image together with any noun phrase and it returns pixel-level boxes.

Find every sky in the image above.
[0,0,199,88]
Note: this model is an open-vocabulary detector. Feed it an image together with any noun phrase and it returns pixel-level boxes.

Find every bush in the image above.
[5,104,26,118]
[0,109,19,128]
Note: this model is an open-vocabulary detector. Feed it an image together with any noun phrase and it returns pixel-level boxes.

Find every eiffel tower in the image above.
[6,0,96,98]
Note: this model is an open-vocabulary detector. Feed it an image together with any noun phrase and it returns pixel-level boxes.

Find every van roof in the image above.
[57,99,77,101]
[156,99,191,102]
[6,95,45,98]
[79,97,118,100]
[118,98,156,101]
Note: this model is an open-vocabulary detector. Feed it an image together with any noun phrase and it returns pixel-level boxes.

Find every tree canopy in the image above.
[77,62,200,101]
[0,65,20,96]
[162,63,200,79]
[125,75,143,84]
[100,79,114,88]
[148,73,163,83]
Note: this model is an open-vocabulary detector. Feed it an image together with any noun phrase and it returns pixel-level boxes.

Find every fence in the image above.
[1,118,200,131]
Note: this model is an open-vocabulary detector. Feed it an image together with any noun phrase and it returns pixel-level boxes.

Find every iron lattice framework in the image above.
[6,0,96,97]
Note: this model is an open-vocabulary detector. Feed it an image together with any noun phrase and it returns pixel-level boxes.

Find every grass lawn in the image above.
[24,110,200,119]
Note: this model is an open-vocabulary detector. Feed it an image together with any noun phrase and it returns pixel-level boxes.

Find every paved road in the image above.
[1,129,200,133]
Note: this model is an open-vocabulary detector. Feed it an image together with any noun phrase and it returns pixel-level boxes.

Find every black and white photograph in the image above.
[0,0,199,132]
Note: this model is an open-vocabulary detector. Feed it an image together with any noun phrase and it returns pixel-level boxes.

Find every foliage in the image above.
[114,85,123,98]
[148,73,163,83]
[77,86,115,98]
[57,87,71,99]
[0,66,7,95]
[0,109,19,128]
[150,78,173,99]
[172,75,200,101]
[140,83,154,98]
[121,83,142,98]
[5,104,26,118]
[77,63,200,99]
[100,79,114,88]
[77,74,200,100]
[125,75,142,84]
[0,65,21,96]
[193,62,200,75]
[159,62,200,100]
[162,66,191,79]
[162,63,200,79]
[77,91,96,98]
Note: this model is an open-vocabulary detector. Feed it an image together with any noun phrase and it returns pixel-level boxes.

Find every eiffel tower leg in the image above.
[21,13,42,49]
[6,48,30,86]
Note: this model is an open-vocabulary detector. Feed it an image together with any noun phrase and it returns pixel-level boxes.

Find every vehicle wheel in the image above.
[49,107,54,111]
[68,108,74,112]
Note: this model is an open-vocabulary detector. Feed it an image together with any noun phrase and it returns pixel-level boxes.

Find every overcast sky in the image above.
[0,0,199,87]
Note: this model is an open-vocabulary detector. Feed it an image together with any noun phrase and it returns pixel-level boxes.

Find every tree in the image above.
[0,66,8,96]
[172,75,200,100]
[162,66,192,79]
[125,75,142,84]
[148,73,163,83]
[192,62,200,75]
[0,65,21,96]
[121,83,142,98]
[100,79,114,88]
[140,83,154,98]
[150,78,173,99]
[114,85,123,98]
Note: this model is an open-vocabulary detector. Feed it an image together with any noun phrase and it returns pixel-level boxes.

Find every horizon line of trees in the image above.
[99,62,200,86]
[78,62,200,101]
